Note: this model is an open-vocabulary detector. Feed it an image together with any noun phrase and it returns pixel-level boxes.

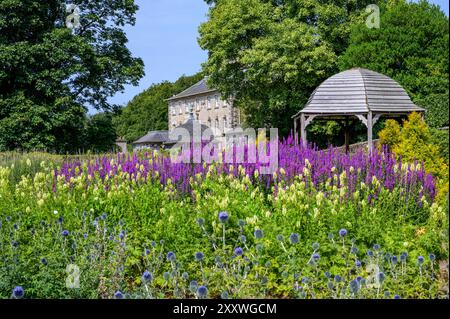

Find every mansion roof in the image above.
[167,77,217,101]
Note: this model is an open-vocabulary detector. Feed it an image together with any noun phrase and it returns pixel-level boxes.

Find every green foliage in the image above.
[113,73,204,143]
[415,93,449,128]
[339,0,449,127]
[85,113,117,153]
[0,0,144,152]
[198,0,374,136]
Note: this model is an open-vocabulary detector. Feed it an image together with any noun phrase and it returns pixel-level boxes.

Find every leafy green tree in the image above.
[198,0,375,136]
[339,0,449,128]
[0,0,144,151]
[113,73,204,143]
[85,112,117,153]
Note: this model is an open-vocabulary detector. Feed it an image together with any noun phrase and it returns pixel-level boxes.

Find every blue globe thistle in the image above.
[197,286,208,299]
[234,247,244,257]
[114,291,124,299]
[163,272,171,281]
[289,233,300,245]
[11,241,19,247]
[302,277,309,284]
[327,281,334,290]
[377,272,386,283]
[40,258,47,266]
[328,233,334,240]
[429,254,436,262]
[312,253,320,261]
[265,261,271,268]
[194,252,204,261]
[150,241,156,247]
[83,233,88,239]
[144,248,151,256]
[189,280,198,292]
[221,291,229,299]
[12,286,24,299]
[367,249,374,257]
[400,252,408,262]
[56,217,63,224]
[324,271,331,278]
[391,255,398,264]
[417,256,424,264]
[218,211,229,223]
[142,270,153,283]
[334,275,342,283]
[394,295,401,299]
[61,230,69,237]
[196,218,205,226]
[349,280,359,294]
[293,273,300,280]
[312,242,320,250]
[108,235,114,241]
[254,229,264,239]
[119,231,125,240]
[351,246,359,255]
[355,260,362,267]
[373,244,380,251]
[276,234,284,242]
[339,229,347,237]
[13,223,18,230]
[356,276,363,282]
[167,251,176,261]
[182,272,189,280]
[239,235,246,244]
[238,219,246,227]
[101,213,107,220]
[255,244,263,252]
[160,239,165,245]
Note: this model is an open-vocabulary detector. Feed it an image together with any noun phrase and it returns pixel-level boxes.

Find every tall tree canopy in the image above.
[198,0,376,135]
[339,0,449,128]
[0,0,144,151]
[113,73,204,143]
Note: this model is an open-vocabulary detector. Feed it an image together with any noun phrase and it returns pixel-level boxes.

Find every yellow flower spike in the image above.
[279,168,286,175]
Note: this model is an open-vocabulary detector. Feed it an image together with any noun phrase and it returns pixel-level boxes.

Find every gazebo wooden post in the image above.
[300,114,307,147]
[294,117,298,145]
[344,117,350,154]
[367,111,373,153]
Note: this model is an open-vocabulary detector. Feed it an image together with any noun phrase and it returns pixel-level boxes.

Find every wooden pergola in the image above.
[292,68,425,153]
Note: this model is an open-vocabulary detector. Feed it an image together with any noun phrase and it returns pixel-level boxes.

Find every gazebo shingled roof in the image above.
[292,68,425,152]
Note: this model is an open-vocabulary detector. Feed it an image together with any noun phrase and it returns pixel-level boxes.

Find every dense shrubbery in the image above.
[0,138,448,299]
[379,112,449,201]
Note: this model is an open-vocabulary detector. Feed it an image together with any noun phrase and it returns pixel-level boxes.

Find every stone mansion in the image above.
[167,77,240,134]
[132,77,240,150]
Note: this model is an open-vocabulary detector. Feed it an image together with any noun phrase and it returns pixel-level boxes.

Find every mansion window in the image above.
[207,97,212,109]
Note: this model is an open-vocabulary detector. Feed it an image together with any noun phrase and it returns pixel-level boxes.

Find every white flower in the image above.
[53,210,58,215]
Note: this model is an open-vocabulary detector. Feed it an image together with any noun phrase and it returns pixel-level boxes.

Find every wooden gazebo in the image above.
[292,68,425,152]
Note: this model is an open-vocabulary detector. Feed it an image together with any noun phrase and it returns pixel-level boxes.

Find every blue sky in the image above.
[106,0,449,110]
